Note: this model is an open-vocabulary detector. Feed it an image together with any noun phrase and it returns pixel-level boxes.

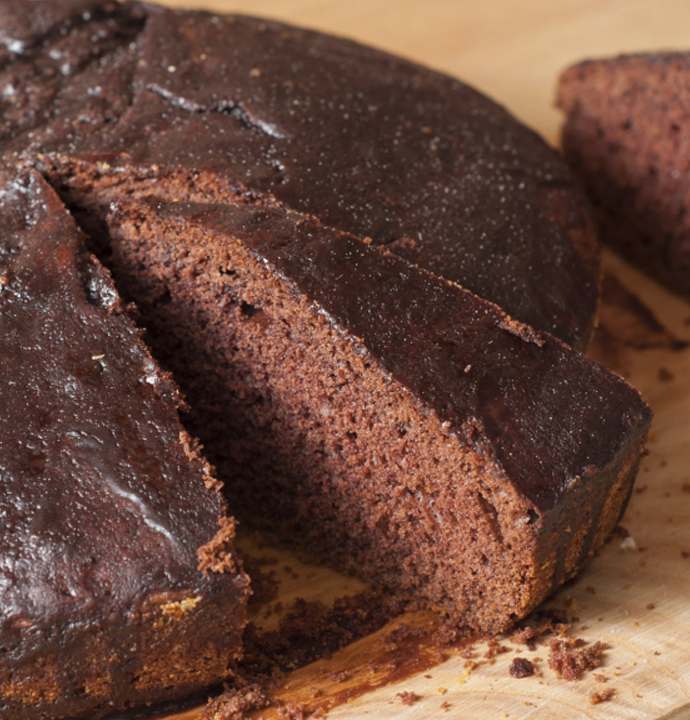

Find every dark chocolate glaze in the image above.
[146,199,650,514]
[0,172,244,662]
[0,0,145,153]
[0,0,107,46]
[0,1,598,348]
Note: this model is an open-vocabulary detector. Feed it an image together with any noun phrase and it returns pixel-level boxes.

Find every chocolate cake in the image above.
[0,171,250,720]
[1,0,600,348]
[558,53,690,297]
[0,2,654,718]
[103,197,650,633]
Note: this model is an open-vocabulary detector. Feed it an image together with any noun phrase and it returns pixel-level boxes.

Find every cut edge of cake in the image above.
[100,195,651,633]
[558,52,690,297]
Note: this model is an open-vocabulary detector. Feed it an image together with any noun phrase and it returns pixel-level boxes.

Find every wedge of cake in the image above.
[558,53,690,297]
[103,197,651,633]
[0,172,250,720]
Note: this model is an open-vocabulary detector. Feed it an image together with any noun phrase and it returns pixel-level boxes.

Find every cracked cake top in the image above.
[0,0,599,348]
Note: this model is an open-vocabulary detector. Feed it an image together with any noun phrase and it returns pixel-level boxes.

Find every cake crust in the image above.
[0,172,250,720]
[0,0,599,348]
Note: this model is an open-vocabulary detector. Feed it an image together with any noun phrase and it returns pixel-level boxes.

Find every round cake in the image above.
[1,0,601,348]
[0,3,652,720]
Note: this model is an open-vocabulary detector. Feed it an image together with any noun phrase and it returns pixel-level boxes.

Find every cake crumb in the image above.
[658,367,674,382]
[396,691,420,706]
[509,657,535,678]
[203,683,270,719]
[548,636,607,680]
[275,701,305,719]
[459,661,476,684]
[433,648,446,663]
[590,687,615,704]
[484,638,510,661]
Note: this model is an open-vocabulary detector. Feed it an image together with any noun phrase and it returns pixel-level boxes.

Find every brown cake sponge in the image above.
[558,52,690,296]
[104,197,651,633]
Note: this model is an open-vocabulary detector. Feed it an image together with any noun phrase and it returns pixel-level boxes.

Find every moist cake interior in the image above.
[95,195,650,633]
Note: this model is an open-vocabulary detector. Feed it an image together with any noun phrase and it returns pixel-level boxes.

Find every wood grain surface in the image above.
[148,1,690,718]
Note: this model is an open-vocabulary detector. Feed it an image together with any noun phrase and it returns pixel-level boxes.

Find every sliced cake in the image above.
[0,172,250,720]
[0,0,599,348]
[558,53,690,297]
[0,4,656,715]
[103,197,651,632]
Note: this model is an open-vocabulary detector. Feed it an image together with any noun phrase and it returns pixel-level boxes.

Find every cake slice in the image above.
[558,53,690,297]
[0,172,250,720]
[104,197,651,633]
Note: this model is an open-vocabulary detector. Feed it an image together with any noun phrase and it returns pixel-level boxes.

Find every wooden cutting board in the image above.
[152,1,690,717]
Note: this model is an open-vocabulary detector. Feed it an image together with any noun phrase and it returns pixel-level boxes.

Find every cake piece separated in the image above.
[104,197,651,633]
[0,172,249,720]
[558,53,690,297]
